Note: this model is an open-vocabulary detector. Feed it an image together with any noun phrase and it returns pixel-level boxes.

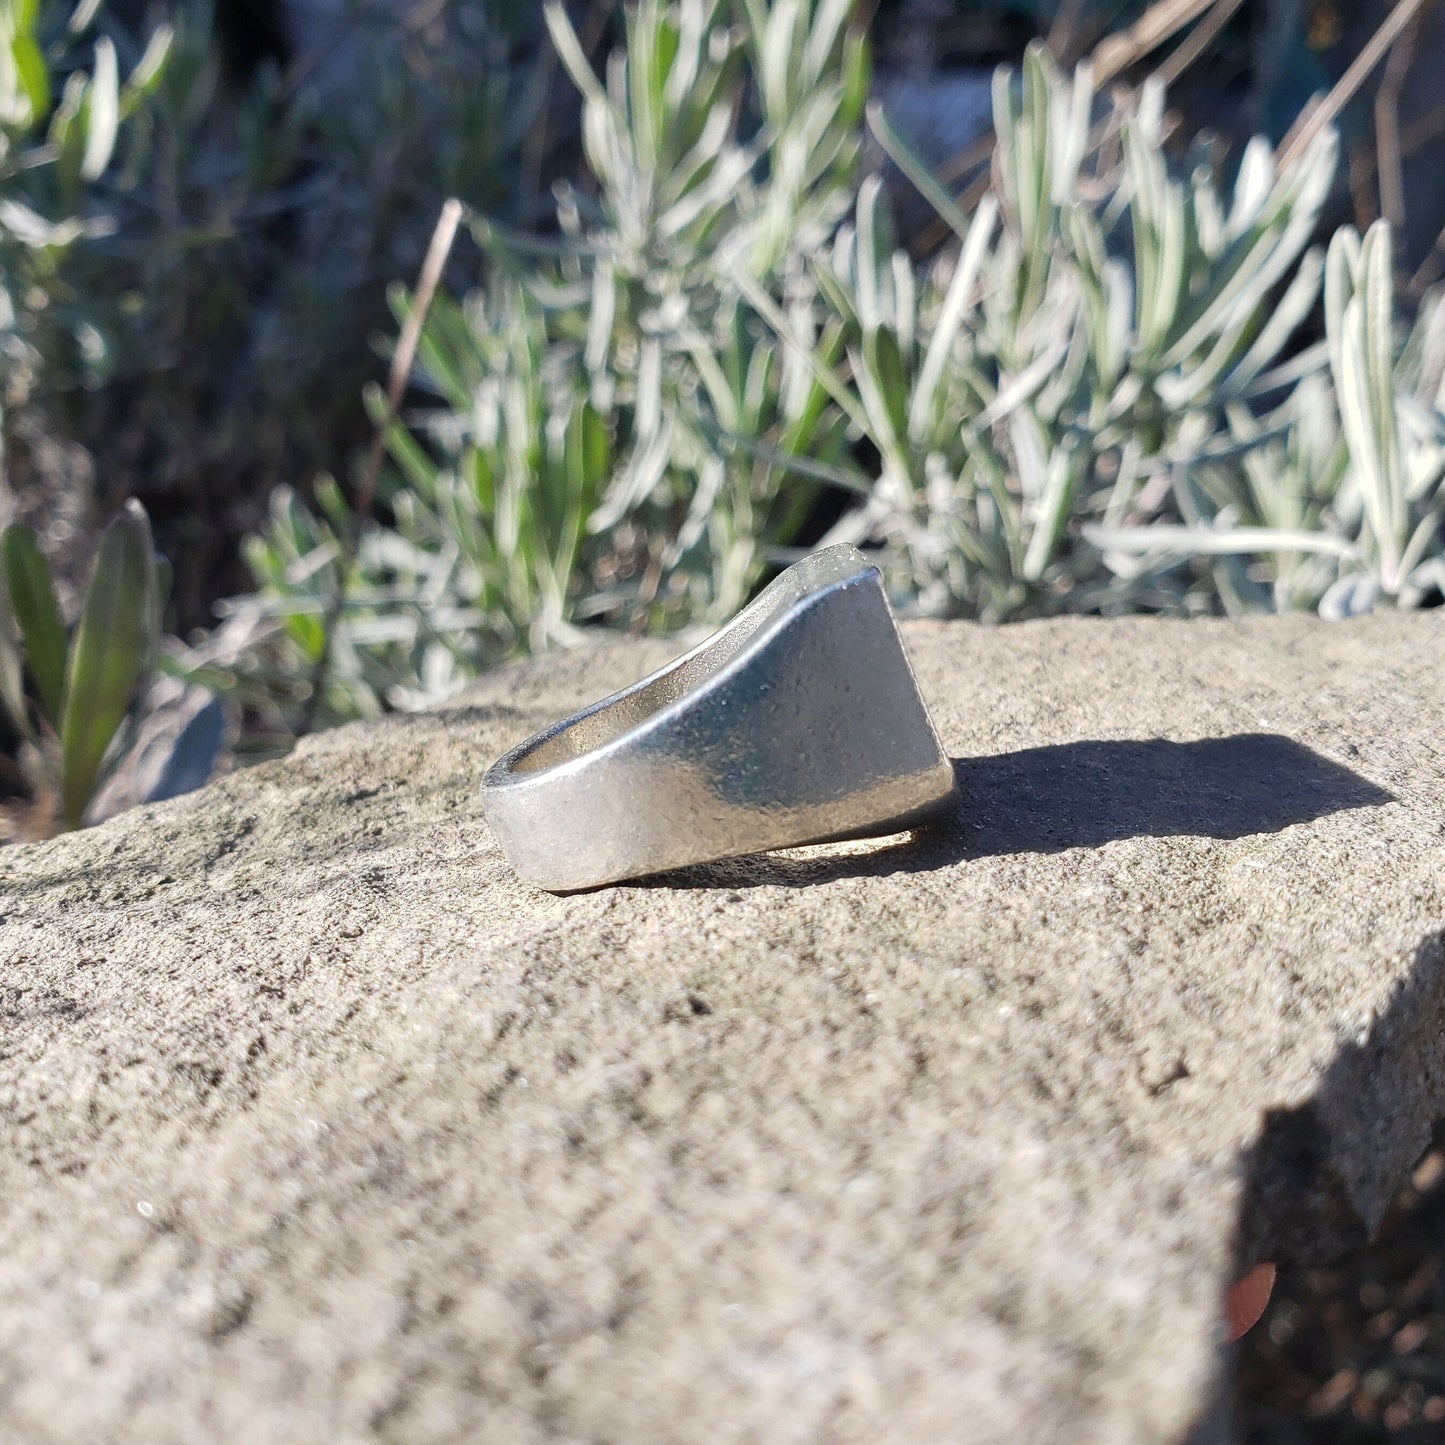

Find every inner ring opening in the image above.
[507,547,871,773]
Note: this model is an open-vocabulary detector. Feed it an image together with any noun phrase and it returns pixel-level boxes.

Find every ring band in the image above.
[482,545,956,890]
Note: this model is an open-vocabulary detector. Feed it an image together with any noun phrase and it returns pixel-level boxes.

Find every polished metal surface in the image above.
[482,544,957,890]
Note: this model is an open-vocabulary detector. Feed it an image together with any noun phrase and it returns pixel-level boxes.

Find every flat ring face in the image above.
[482,545,957,890]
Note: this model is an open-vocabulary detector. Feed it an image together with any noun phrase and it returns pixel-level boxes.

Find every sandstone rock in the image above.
[1,613,1443,1444]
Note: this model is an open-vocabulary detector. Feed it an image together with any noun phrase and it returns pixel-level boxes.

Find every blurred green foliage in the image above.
[9,0,556,626]
[0,0,169,412]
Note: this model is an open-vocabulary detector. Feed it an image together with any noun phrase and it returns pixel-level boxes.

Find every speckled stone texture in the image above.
[1,614,1442,1445]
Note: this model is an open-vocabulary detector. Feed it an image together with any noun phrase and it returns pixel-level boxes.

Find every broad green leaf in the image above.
[58,502,159,829]
[0,565,34,742]
[2,523,68,729]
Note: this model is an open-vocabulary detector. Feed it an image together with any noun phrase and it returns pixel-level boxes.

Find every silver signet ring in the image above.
[481,544,956,890]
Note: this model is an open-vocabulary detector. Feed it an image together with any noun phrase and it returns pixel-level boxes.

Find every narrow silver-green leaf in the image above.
[68,0,103,33]
[121,23,172,113]
[543,1,607,106]
[1084,522,1358,560]
[855,174,885,333]
[80,36,119,180]
[11,35,51,126]
[1051,61,1093,207]
[909,196,997,442]
[866,99,976,244]
[1023,438,1079,582]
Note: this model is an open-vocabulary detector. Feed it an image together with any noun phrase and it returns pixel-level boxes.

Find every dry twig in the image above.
[921,0,1247,253]
[1374,11,1420,235]
[1091,0,1229,88]
[297,199,464,735]
[1277,0,1437,171]
[1046,0,1091,65]
[1155,0,1247,86]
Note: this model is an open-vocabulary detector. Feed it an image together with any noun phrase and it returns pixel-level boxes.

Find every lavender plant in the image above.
[226,14,1445,733]
[236,0,868,723]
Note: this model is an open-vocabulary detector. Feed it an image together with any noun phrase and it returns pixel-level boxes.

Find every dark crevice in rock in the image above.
[1236,930,1445,1266]
[1237,1101,1368,1266]
[1226,931,1445,1423]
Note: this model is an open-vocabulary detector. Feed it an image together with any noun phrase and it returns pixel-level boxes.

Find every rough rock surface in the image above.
[1,614,1443,1445]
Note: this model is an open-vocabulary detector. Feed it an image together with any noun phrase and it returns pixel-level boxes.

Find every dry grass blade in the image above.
[1375,6,1425,234]
[1355,90,1445,207]
[355,198,465,523]
[1091,0,1224,87]
[1351,143,1382,233]
[1155,0,1247,86]
[1277,0,1437,171]
[298,198,464,735]
[1046,0,1091,65]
